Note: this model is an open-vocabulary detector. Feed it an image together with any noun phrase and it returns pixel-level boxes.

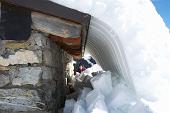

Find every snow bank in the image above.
[65,71,152,113]
[86,89,109,113]
[50,0,170,113]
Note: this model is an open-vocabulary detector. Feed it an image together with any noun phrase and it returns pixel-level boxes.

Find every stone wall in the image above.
[0,30,67,113]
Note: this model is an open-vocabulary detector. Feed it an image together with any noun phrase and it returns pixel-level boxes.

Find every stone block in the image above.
[51,68,61,80]
[12,67,42,86]
[0,66,9,71]
[4,41,29,49]
[0,71,10,87]
[42,67,53,80]
[0,30,51,51]
[0,50,42,66]
[0,88,44,112]
[43,50,53,66]
[43,48,62,68]
[39,80,57,110]
[28,31,50,49]
[0,111,50,113]
[32,31,45,47]
[43,50,60,67]
[0,39,5,55]
[0,48,15,59]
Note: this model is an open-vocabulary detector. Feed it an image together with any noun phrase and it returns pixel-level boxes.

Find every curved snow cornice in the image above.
[50,0,170,112]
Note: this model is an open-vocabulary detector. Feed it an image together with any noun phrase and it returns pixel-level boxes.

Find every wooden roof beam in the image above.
[0,0,91,57]
[32,12,82,39]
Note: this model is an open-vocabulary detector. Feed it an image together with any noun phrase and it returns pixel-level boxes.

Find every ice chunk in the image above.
[107,83,137,113]
[128,101,153,113]
[72,100,87,113]
[90,71,113,97]
[90,99,109,113]
[109,108,124,113]
[86,89,104,108]
[86,89,109,113]
[91,108,109,113]
[111,72,120,87]
[78,87,92,101]
[63,99,76,113]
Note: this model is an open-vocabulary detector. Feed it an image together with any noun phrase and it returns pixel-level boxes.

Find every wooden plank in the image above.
[32,12,82,38]
[67,50,81,56]
[48,35,81,45]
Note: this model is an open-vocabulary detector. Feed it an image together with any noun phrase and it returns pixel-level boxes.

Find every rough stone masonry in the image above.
[0,30,70,113]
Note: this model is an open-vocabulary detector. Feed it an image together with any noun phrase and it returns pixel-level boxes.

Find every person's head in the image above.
[79,65,84,70]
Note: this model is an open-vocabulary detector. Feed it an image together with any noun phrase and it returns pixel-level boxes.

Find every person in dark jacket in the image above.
[73,56,96,74]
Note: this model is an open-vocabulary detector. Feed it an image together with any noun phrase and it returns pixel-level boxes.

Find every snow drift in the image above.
[50,0,170,113]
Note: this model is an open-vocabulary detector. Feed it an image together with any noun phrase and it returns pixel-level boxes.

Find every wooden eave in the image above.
[0,0,91,58]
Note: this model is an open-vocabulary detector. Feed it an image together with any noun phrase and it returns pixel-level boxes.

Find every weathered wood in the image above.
[49,35,81,56]
[49,35,81,45]
[32,12,82,38]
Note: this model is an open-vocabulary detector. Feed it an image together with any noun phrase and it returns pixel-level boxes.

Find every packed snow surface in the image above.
[65,71,152,113]
[50,0,170,113]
